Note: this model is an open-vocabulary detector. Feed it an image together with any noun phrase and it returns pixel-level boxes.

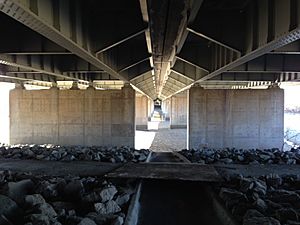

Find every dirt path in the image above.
[149,121,187,152]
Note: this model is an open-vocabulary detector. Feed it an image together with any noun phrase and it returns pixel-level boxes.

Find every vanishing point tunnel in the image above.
[0,0,300,225]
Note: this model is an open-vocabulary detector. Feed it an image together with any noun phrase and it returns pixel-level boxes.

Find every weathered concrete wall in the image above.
[135,94,149,130]
[10,85,135,147]
[162,98,171,120]
[170,91,187,129]
[188,86,284,149]
[148,98,153,119]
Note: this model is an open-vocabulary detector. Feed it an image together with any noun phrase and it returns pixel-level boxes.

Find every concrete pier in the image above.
[170,91,188,129]
[188,86,284,149]
[136,94,150,130]
[10,85,135,147]
[162,99,171,121]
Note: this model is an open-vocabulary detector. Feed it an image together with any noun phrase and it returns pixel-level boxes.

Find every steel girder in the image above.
[0,54,79,82]
[164,0,300,97]
[0,0,153,97]
[0,0,128,81]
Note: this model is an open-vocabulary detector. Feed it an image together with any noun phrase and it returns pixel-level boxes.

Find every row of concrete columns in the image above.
[136,86,284,149]
[135,93,153,130]
[10,85,284,149]
[136,91,188,130]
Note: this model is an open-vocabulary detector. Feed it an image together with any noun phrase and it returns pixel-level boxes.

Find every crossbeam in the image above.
[170,69,195,82]
[95,28,147,54]
[187,27,241,54]
[176,56,209,73]
[119,57,151,72]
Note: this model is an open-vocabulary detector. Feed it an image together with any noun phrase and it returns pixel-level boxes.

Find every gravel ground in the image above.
[217,174,300,225]
[149,122,186,152]
[0,171,135,225]
[0,145,149,163]
[180,147,300,165]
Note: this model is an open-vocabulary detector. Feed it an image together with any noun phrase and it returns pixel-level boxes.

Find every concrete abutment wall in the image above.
[188,86,284,149]
[10,86,135,147]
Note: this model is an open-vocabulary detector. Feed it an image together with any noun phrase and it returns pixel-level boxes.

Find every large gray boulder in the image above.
[94,200,121,215]
[77,218,97,225]
[0,195,21,218]
[243,217,281,225]
[7,179,34,204]
[25,194,46,207]
[99,186,118,202]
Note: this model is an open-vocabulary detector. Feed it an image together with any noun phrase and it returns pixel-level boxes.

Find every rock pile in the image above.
[0,145,149,163]
[180,147,300,165]
[218,174,300,225]
[0,170,134,225]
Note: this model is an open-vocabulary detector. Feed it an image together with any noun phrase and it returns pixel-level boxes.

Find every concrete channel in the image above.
[125,151,237,225]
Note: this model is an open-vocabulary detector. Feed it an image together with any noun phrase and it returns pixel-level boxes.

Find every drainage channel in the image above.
[125,151,235,225]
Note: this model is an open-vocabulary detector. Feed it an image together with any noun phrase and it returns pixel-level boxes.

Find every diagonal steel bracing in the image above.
[95,28,147,55]
[187,27,241,55]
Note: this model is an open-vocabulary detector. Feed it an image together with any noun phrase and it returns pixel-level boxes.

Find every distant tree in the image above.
[283,128,300,150]
[285,106,300,113]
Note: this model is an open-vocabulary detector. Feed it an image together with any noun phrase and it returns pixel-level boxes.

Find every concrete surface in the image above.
[170,91,187,129]
[10,85,135,147]
[150,121,187,151]
[162,98,171,120]
[135,94,149,130]
[135,121,187,151]
[188,87,284,149]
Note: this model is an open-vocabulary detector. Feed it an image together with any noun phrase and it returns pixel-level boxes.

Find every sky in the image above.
[282,84,300,108]
[0,82,14,144]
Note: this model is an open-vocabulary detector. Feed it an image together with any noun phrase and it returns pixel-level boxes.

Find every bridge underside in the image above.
[0,0,299,98]
[1,2,300,225]
[0,0,299,149]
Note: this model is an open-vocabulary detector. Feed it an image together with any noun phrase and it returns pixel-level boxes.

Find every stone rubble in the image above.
[180,147,300,165]
[0,171,135,225]
[217,174,300,225]
[0,144,150,163]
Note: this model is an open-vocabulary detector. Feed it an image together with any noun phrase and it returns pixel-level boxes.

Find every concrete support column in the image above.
[148,98,154,119]
[10,87,59,145]
[170,91,187,129]
[162,98,170,121]
[116,84,136,146]
[188,86,284,149]
[135,94,149,130]
[10,85,136,147]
